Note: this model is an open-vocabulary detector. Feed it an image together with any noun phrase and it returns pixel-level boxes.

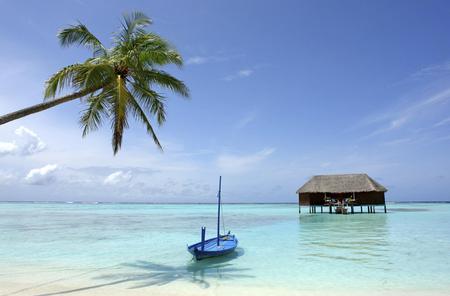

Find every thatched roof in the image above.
[296,174,387,194]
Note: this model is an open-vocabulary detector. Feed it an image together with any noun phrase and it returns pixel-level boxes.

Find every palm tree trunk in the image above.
[0,87,101,125]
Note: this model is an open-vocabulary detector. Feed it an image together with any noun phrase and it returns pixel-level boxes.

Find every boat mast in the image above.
[217,176,222,246]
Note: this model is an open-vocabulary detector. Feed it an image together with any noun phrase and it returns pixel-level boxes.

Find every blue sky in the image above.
[0,0,450,202]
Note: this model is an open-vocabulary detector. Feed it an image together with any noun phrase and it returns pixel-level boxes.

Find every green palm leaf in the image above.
[80,87,112,136]
[58,23,106,56]
[128,94,162,150]
[1,11,189,155]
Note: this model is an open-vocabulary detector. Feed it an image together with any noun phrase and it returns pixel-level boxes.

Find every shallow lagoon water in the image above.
[0,202,449,295]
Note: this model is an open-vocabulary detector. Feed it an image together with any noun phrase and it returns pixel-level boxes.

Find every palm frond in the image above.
[44,64,83,99]
[73,60,115,89]
[132,32,170,50]
[58,22,106,56]
[139,70,189,97]
[119,12,152,43]
[111,75,130,154]
[44,62,114,100]
[79,87,112,136]
[132,82,166,125]
[128,95,162,151]
[139,49,183,67]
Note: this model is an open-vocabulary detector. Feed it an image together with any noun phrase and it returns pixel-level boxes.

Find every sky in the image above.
[1,0,450,203]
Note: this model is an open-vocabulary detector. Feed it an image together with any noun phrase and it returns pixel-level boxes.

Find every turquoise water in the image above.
[0,202,450,295]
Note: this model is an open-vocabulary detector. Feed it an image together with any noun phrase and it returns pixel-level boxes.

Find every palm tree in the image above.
[0,12,189,154]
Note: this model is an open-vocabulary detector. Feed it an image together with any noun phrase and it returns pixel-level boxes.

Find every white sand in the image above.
[1,279,449,296]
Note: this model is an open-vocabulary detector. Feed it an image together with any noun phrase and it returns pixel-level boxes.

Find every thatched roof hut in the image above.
[296,174,387,194]
[296,174,387,213]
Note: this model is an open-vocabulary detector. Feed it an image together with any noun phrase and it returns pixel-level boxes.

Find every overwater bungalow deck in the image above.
[296,174,388,214]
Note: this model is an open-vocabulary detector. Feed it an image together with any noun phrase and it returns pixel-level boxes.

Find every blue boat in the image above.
[187,176,238,260]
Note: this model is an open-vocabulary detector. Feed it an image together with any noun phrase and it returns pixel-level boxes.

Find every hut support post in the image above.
[351,192,355,214]
[321,206,323,213]
[373,206,376,213]
[360,206,362,213]
[384,204,387,213]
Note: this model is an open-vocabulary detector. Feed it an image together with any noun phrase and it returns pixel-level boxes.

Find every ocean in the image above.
[0,202,449,296]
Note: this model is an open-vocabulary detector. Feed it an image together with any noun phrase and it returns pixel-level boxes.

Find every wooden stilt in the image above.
[329,205,332,214]
[373,206,376,213]
[321,206,323,213]
[367,206,370,213]
[384,204,387,213]
[360,206,363,213]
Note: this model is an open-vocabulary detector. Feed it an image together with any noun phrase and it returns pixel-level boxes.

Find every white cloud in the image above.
[365,87,450,137]
[15,126,46,155]
[410,61,450,80]
[0,126,46,157]
[103,170,132,185]
[186,56,208,65]
[25,164,58,185]
[224,68,254,81]
[186,53,244,66]
[0,142,18,156]
[389,116,408,129]
[217,148,275,173]
[238,69,253,77]
[434,117,450,127]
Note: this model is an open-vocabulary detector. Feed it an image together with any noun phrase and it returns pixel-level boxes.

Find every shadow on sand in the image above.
[35,248,249,295]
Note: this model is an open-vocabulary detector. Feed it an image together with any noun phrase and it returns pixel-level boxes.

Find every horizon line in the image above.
[0,200,449,204]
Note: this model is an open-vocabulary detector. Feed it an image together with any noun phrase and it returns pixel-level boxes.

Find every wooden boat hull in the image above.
[187,234,238,260]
